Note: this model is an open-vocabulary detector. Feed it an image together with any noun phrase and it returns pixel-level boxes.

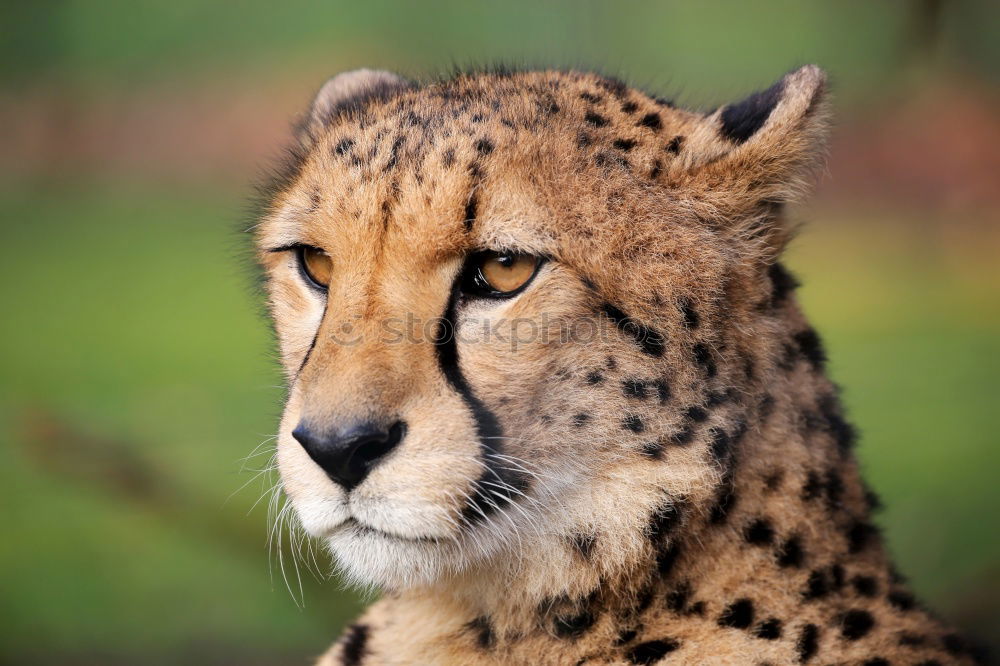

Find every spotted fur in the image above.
[253,66,983,665]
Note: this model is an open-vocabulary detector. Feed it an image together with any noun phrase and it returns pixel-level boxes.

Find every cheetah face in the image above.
[255,67,828,589]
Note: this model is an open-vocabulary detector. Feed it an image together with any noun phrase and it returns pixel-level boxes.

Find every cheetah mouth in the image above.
[335,517,444,544]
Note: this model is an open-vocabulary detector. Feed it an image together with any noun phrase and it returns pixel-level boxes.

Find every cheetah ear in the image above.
[676,65,830,255]
[297,68,412,147]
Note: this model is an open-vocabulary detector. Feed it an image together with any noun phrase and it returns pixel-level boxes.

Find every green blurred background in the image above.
[1,2,998,664]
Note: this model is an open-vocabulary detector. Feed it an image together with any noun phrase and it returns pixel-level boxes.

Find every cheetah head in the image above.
[254,66,829,594]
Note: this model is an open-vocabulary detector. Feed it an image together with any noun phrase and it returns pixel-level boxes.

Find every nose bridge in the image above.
[297,251,437,424]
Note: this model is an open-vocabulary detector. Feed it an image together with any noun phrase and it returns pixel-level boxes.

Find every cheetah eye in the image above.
[461,250,543,298]
[296,245,333,290]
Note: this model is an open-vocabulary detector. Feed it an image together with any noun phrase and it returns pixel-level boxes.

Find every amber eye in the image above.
[461,251,542,298]
[297,245,333,289]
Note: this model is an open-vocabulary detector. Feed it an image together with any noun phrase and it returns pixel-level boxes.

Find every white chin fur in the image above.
[325,527,463,589]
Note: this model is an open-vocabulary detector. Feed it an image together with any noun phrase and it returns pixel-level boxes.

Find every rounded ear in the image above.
[297,69,411,147]
[671,65,831,257]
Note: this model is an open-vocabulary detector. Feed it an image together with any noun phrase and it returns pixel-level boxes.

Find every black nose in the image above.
[291,420,406,491]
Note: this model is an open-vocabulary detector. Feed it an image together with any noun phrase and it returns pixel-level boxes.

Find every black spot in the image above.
[666,581,691,612]
[475,138,494,155]
[572,533,596,559]
[586,371,604,385]
[863,659,889,666]
[553,610,596,639]
[777,536,805,568]
[803,570,829,600]
[669,424,696,447]
[383,135,405,172]
[577,132,593,148]
[341,623,369,666]
[851,575,878,597]
[653,380,670,404]
[678,298,700,329]
[597,76,629,99]
[648,502,683,541]
[333,137,355,155]
[754,618,782,640]
[709,486,737,524]
[572,413,591,428]
[601,304,666,357]
[794,328,826,371]
[623,379,650,400]
[916,662,943,666]
[666,135,684,154]
[594,151,630,170]
[640,440,665,459]
[819,394,857,454]
[887,589,917,611]
[942,633,972,656]
[710,389,736,407]
[692,343,717,377]
[675,603,700,620]
[763,469,784,492]
[613,138,638,151]
[615,628,638,645]
[623,414,645,433]
[638,112,662,131]
[744,518,775,546]
[656,542,681,576]
[898,632,927,646]
[442,148,456,168]
[466,616,495,649]
[824,468,844,510]
[768,263,799,307]
[847,520,878,554]
[796,624,819,663]
[621,101,639,114]
[709,427,733,462]
[717,599,754,629]
[649,159,662,180]
[802,471,823,501]
[719,78,785,144]
[841,609,875,640]
[684,406,708,423]
[626,639,680,664]
[579,91,602,103]
[830,563,845,590]
[585,111,609,127]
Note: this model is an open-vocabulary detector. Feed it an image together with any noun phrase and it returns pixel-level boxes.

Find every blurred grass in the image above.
[1,1,999,663]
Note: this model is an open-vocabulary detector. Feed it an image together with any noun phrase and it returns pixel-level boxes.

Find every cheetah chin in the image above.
[253,66,984,665]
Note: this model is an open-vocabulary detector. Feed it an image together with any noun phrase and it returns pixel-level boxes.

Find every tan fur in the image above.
[254,66,980,665]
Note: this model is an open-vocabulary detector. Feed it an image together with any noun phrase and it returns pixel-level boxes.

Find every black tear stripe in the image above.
[295,300,328,380]
[434,282,528,524]
[601,304,666,357]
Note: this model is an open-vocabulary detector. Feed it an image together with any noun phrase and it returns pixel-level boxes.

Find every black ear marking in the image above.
[719,78,785,144]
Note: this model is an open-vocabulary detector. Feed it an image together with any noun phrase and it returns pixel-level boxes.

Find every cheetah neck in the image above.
[390,298,900,647]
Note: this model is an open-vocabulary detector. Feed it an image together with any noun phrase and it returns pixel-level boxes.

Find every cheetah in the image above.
[253,65,984,665]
